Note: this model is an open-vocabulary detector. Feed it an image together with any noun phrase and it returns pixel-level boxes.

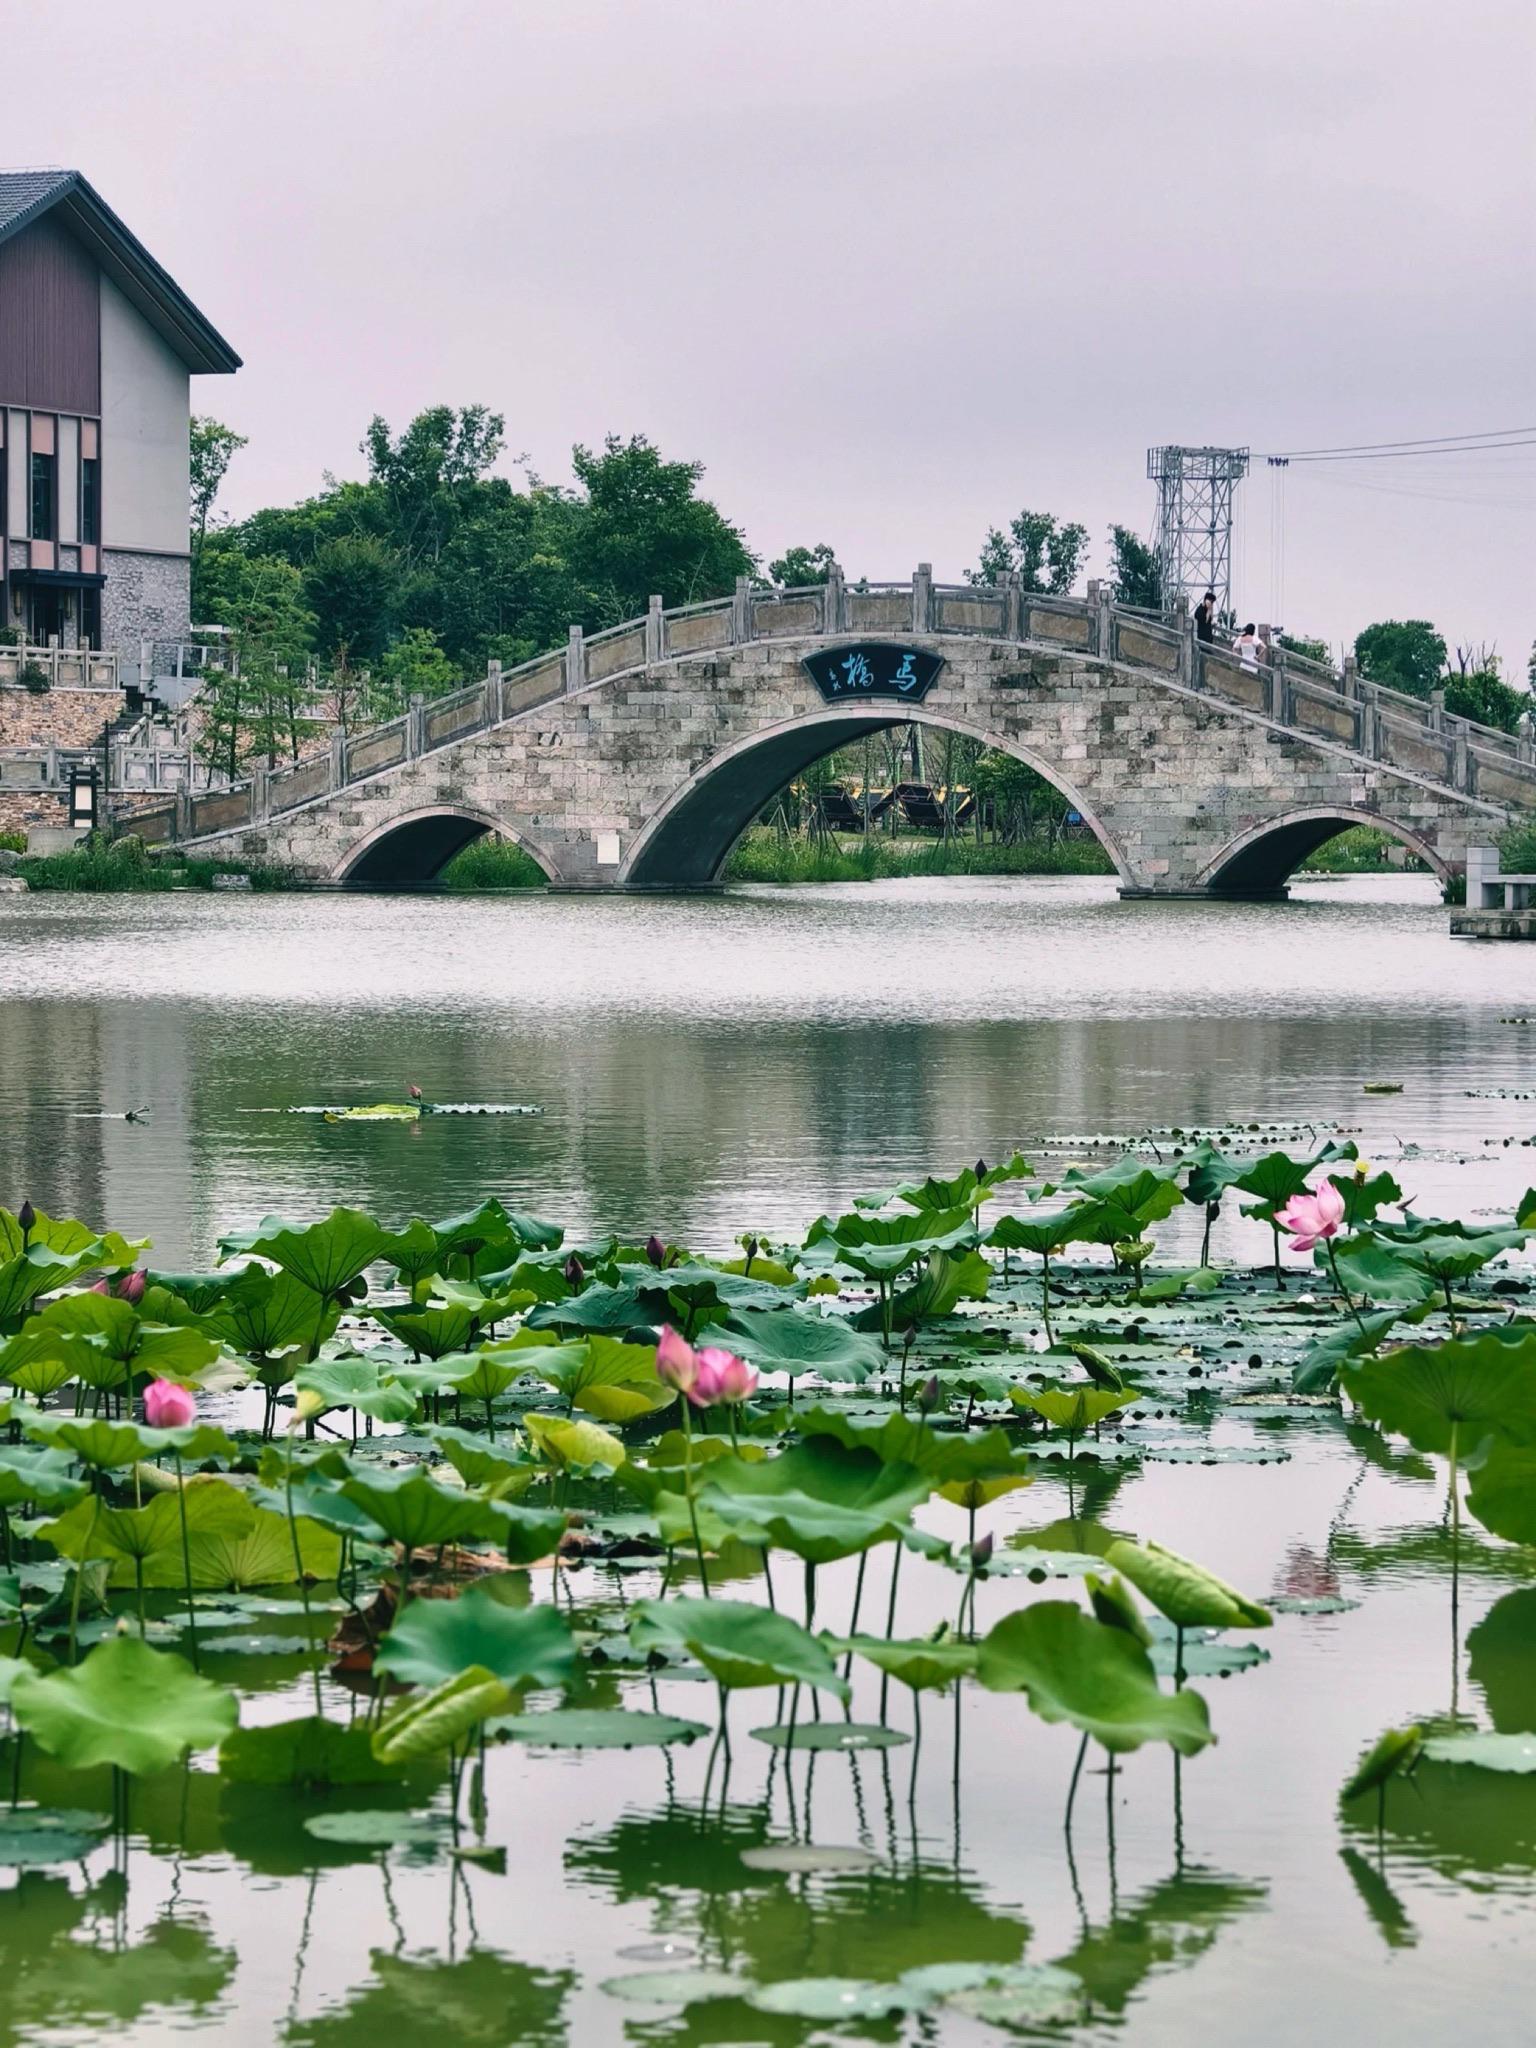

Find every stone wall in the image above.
[101,549,191,666]
[0,683,125,748]
[185,633,1503,895]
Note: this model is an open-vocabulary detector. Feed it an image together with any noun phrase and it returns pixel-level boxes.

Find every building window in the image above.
[80,587,101,649]
[30,452,55,540]
[81,456,100,544]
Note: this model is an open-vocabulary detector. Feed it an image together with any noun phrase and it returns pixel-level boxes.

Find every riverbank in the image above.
[0,833,292,893]
[722,829,1114,884]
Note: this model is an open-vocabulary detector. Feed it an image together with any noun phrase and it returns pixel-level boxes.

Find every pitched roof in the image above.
[0,168,240,375]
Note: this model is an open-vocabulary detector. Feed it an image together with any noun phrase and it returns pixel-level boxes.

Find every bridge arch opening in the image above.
[620,705,1131,889]
[1200,808,1448,898]
[333,806,557,887]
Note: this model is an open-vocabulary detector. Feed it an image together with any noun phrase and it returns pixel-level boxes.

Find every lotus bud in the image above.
[563,1253,585,1289]
[1205,1199,1221,1222]
[408,1083,423,1101]
[90,1277,111,1295]
[645,1233,667,1270]
[975,1159,987,1180]
[917,1374,941,1413]
[117,1269,146,1305]
[654,1324,698,1395]
[17,1199,35,1239]
[289,1388,326,1428]
[971,1532,995,1571]
[902,1321,918,1348]
[143,1379,196,1429]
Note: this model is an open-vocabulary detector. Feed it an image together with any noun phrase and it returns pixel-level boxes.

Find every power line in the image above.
[1263,425,1536,459]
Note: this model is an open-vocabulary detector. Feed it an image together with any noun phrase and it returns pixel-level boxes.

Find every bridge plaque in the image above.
[802,643,945,704]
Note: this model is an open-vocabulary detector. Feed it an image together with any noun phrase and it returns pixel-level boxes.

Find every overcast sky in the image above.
[10,0,1534,667]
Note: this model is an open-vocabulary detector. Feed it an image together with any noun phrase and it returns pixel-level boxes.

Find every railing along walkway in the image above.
[121,569,1536,848]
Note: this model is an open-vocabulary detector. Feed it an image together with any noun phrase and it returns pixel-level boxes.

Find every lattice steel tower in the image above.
[1146,445,1249,617]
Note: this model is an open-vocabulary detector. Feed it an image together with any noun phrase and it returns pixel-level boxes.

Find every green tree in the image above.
[189,417,248,609]
[1107,526,1161,609]
[968,510,1088,595]
[1442,651,1529,733]
[768,543,839,588]
[303,535,398,661]
[363,405,507,569]
[377,626,459,711]
[567,434,754,623]
[195,552,317,779]
[1354,619,1447,700]
[1278,632,1330,664]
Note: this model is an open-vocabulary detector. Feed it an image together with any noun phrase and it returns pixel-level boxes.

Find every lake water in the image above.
[0,874,1533,2046]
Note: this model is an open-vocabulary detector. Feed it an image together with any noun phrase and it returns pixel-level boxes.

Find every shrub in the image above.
[19,661,50,694]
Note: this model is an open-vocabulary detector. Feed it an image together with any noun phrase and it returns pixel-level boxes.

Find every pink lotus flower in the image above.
[143,1379,196,1429]
[91,1270,146,1303]
[1274,1178,1347,1251]
[655,1325,699,1397]
[692,1346,760,1407]
[654,1327,758,1407]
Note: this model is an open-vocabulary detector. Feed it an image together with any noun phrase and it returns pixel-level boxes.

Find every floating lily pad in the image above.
[450,1842,507,1871]
[943,1964,1085,2027]
[0,1807,111,1866]
[601,1969,749,2005]
[492,1709,708,1749]
[750,1721,911,1752]
[739,1843,882,1874]
[1148,1635,1270,1679]
[1270,1594,1360,1615]
[745,1976,911,2019]
[1422,1732,1536,1773]
[302,1810,441,1846]
[1141,1444,1292,1466]
[198,1632,318,1657]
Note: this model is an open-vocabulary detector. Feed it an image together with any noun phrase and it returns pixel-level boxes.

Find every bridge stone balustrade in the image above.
[111,569,1535,897]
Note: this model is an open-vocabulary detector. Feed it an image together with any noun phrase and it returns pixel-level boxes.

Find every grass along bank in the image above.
[724,829,1115,884]
[0,832,293,893]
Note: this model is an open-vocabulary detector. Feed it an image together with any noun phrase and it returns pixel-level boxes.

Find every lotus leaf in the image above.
[750,1720,911,1750]
[523,1413,626,1472]
[0,1444,88,1513]
[1341,1726,1424,1800]
[376,1586,576,1691]
[1010,1386,1139,1432]
[526,1336,675,1421]
[1343,1330,1536,1456]
[11,1635,237,1773]
[977,1602,1213,1756]
[302,1810,441,1845]
[832,1634,979,1691]
[38,1481,256,1587]
[426,1425,539,1492]
[184,1503,341,1590]
[218,1208,395,1296]
[0,1245,108,1331]
[338,1466,509,1550]
[525,1284,651,1335]
[630,1596,851,1699]
[1421,1732,1536,1772]
[1465,1441,1536,1546]
[209,1266,336,1358]
[1105,1539,1271,1630]
[601,1969,749,2005]
[494,1708,709,1748]
[371,1664,511,1763]
[294,1357,418,1423]
[719,1309,885,1384]
[368,1302,480,1359]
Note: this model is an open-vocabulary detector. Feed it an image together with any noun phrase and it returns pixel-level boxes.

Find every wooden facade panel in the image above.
[0,218,101,414]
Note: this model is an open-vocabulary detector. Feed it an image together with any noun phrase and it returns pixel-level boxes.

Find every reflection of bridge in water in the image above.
[122,570,1535,897]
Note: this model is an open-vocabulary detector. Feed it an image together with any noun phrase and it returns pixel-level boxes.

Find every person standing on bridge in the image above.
[1195,591,1217,645]
[1233,623,1263,670]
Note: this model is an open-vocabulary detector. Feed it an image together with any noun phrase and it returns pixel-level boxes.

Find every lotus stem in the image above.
[680,1400,710,1598]
[1324,1239,1370,1338]
[1040,1253,1054,1346]
[284,1434,325,1715]
[880,1541,903,1722]
[172,1450,199,1671]
[1064,1732,1088,1834]
[68,1484,102,1665]
[842,1553,867,1692]
[1271,1221,1285,1291]
[908,1686,922,1809]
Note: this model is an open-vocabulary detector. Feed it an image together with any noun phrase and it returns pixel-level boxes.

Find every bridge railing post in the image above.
[175,787,192,840]
[825,565,847,635]
[565,624,586,695]
[1341,653,1358,701]
[645,595,663,664]
[485,658,502,725]
[1003,570,1022,641]
[407,694,425,759]
[252,764,269,820]
[1362,681,1382,758]
[911,563,931,635]
[1453,718,1472,792]
[330,728,347,790]
[732,575,751,643]
[1173,593,1193,684]
[1094,582,1113,660]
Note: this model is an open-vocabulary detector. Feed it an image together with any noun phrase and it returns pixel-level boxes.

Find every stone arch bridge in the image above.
[123,570,1534,897]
